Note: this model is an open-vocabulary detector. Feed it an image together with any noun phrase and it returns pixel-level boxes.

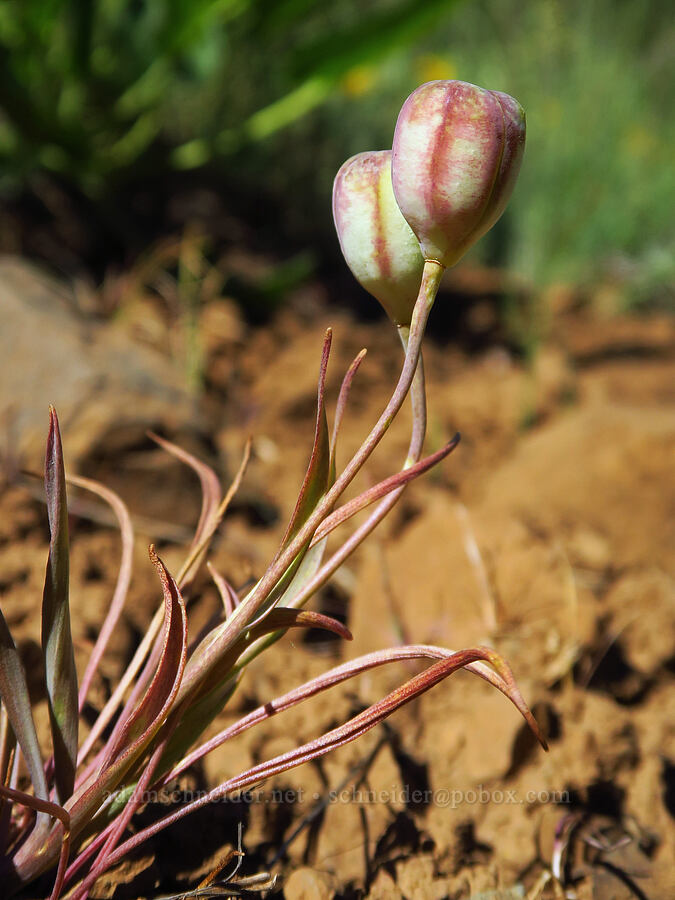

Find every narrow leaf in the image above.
[254,608,352,642]
[148,433,222,545]
[67,475,133,712]
[98,547,187,771]
[148,432,221,587]
[312,434,460,545]
[207,562,239,617]
[42,407,78,804]
[330,347,367,470]
[162,644,542,786]
[8,546,189,887]
[66,549,186,839]
[97,645,545,868]
[0,608,50,803]
[279,329,333,550]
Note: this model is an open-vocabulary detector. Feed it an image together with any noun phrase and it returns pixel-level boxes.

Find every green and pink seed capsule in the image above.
[333,80,526,324]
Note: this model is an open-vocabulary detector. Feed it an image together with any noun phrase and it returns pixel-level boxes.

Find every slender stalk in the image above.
[179,261,444,700]
[398,323,427,466]
[231,314,433,674]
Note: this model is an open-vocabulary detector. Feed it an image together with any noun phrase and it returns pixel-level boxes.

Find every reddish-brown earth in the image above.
[1,259,673,899]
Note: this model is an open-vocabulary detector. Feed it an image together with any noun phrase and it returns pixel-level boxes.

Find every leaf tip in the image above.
[46,406,61,450]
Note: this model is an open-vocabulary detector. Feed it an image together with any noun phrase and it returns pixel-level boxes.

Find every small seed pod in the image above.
[392,80,526,268]
[333,150,424,326]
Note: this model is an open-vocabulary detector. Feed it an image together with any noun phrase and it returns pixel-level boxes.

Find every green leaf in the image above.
[0,609,50,819]
[279,328,333,550]
[155,676,240,783]
[41,406,78,805]
[155,607,351,779]
[246,330,335,618]
[191,607,352,704]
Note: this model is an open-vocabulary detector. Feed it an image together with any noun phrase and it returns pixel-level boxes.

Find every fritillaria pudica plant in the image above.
[0,80,543,899]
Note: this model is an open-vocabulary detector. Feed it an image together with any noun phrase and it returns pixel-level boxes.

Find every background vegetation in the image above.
[0,0,672,309]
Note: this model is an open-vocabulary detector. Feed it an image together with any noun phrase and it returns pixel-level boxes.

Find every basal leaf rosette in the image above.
[392,80,526,268]
[333,150,424,326]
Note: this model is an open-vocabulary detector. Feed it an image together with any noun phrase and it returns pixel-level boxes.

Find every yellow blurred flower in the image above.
[341,64,378,98]
[415,54,457,83]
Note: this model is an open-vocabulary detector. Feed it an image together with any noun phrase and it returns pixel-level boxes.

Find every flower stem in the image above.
[179,261,444,700]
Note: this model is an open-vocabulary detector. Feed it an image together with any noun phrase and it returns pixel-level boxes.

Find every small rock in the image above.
[284,867,334,900]
[0,256,197,469]
[366,869,402,900]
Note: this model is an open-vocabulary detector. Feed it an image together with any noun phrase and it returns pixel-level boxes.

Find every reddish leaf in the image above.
[279,329,333,550]
[73,550,186,834]
[207,562,239,617]
[42,407,78,804]
[67,475,133,712]
[312,434,460,545]
[96,646,546,868]
[162,644,544,786]
[148,433,221,587]
[97,547,187,770]
[330,347,367,471]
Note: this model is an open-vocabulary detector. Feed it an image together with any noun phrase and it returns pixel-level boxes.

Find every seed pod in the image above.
[333,150,424,326]
[392,80,526,267]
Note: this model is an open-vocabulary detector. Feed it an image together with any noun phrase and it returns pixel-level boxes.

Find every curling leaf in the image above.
[68,474,134,712]
[95,645,545,872]
[97,548,187,772]
[6,547,188,889]
[63,548,187,842]
[148,433,222,588]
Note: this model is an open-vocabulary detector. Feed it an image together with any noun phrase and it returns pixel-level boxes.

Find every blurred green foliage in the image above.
[0,0,672,300]
[434,0,675,297]
[0,0,459,187]
[295,0,673,299]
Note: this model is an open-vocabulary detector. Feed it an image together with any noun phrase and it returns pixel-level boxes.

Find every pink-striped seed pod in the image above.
[392,80,526,268]
[333,150,425,326]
